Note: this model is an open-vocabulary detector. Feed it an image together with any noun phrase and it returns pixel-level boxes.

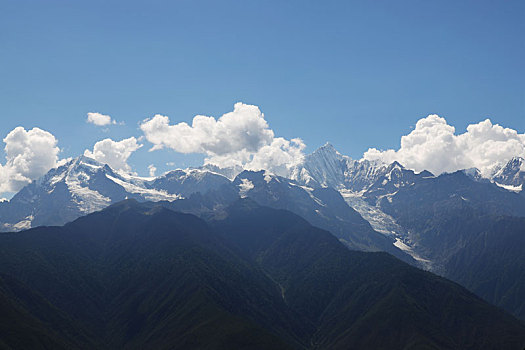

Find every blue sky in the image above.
[1,0,524,195]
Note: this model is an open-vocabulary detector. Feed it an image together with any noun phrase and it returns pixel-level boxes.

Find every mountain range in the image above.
[0,143,524,326]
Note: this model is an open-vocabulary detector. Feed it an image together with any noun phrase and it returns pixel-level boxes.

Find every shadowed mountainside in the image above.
[0,199,523,349]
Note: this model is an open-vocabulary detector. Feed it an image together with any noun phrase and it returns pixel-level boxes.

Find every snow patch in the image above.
[13,215,34,230]
[290,182,326,207]
[106,174,180,201]
[494,182,522,193]
[340,189,432,270]
[48,173,66,186]
[238,179,254,198]
[393,238,432,267]
[65,167,111,213]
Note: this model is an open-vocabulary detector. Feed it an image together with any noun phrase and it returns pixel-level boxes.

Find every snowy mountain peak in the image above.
[502,156,524,172]
[291,144,348,188]
[309,142,349,165]
[387,161,404,171]
[73,154,103,166]
[64,155,111,175]
[201,163,243,180]
[316,142,340,155]
[462,167,486,182]
[0,156,233,231]
[160,168,215,183]
[290,144,393,192]
[491,156,525,190]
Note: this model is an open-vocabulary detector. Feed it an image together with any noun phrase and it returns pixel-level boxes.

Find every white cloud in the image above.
[244,137,305,175]
[87,112,117,126]
[148,164,157,177]
[363,115,525,176]
[0,127,60,193]
[84,137,142,173]
[140,102,305,176]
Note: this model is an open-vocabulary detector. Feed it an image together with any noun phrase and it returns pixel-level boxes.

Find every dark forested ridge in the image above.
[0,199,523,349]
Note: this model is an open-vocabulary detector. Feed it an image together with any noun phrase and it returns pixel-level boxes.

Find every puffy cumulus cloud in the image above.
[140,103,274,154]
[245,138,306,175]
[363,115,525,176]
[87,112,117,126]
[140,103,305,176]
[84,137,142,173]
[0,127,60,193]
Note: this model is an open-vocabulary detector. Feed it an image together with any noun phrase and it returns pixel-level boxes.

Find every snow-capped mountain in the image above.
[151,168,231,197]
[0,154,417,265]
[461,167,487,182]
[201,163,244,180]
[290,142,388,192]
[460,157,524,193]
[0,156,230,231]
[363,161,434,205]
[290,144,525,270]
[491,156,525,192]
[2,144,523,266]
[290,143,348,188]
[291,145,436,266]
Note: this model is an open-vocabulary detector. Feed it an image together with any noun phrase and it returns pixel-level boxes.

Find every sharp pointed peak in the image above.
[75,154,96,162]
[507,156,524,165]
[462,167,481,176]
[309,142,347,160]
[388,160,405,169]
[316,142,337,153]
[70,154,104,168]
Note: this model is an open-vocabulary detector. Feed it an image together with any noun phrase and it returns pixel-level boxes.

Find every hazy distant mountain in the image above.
[0,200,523,349]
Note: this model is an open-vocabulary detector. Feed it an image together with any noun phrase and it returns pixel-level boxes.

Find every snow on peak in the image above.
[291,143,347,188]
[462,168,483,181]
[387,161,404,171]
[64,158,111,213]
[290,144,393,192]
[491,156,525,188]
[238,178,254,198]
